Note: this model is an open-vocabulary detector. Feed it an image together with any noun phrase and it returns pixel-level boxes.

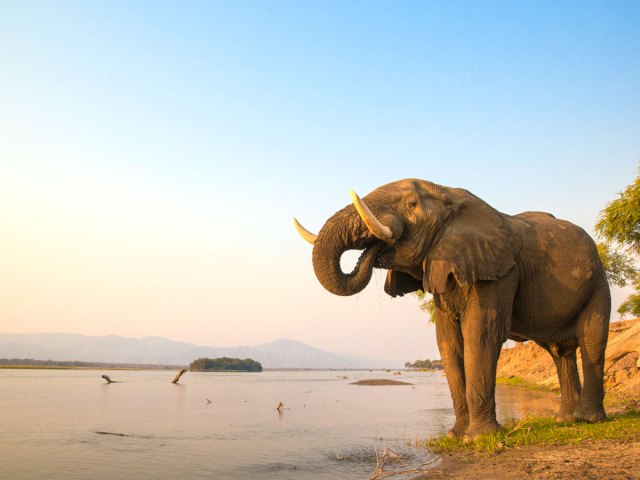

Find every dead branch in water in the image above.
[370,447,438,480]
[171,368,188,384]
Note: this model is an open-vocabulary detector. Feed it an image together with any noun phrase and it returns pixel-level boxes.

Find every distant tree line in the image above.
[189,357,263,372]
[404,359,443,370]
[0,358,183,369]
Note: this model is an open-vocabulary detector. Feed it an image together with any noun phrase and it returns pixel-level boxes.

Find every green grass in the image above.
[426,411,640,456]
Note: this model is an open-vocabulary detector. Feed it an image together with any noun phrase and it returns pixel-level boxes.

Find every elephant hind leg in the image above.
[536,340,581,422]
[576,281,610,422]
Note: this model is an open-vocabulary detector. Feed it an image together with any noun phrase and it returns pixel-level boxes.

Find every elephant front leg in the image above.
[461,275,517,441]
[435,311,468,439]
[461,325,501,442]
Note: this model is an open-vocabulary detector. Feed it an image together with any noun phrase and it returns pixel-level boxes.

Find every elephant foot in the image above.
[447,416,469,440]
[554,410,577,423]
[462,419,500,443]
[577,405,606,423]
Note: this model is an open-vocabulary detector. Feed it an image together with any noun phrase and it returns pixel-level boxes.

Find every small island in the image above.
[189,357,263,372]
[350,379,413,386]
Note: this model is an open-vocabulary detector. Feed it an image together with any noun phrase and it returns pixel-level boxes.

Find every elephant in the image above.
[294,178,610,442]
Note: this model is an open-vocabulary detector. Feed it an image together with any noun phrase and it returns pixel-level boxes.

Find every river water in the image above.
[0,369,557,479]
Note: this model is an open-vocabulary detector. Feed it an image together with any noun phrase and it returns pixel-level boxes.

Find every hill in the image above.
[0,333,394,369]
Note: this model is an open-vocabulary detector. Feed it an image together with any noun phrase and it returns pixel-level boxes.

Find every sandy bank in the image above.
[497,318,640,407]
[350,379,413,386]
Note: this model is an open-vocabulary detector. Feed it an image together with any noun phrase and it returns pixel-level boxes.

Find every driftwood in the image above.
[171,368,188,384]
[605,322,640,372]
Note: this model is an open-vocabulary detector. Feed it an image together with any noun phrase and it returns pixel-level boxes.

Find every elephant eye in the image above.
[406,199,418,210]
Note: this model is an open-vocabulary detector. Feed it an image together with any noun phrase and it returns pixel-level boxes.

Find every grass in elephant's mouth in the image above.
[425,410,640,456]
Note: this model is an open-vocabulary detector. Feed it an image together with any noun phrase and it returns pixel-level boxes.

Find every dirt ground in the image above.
[413,435,640,480]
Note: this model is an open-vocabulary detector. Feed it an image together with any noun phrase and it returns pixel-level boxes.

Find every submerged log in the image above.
[171,368,188,384]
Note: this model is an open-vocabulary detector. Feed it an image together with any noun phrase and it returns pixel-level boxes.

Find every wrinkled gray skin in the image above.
[309,179,610,441]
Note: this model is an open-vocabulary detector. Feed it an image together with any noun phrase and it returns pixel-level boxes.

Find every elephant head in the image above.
[295,179,521,297]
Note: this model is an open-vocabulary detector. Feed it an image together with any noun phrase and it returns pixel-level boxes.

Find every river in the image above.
[0,369,557,479]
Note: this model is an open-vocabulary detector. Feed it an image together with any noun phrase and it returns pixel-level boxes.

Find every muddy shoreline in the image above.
[414,434,640,479]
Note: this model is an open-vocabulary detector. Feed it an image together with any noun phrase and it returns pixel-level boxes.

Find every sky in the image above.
[1,1,639,364]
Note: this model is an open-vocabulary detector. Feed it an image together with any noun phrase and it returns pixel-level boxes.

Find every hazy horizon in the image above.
[2,1,638,363]
[0,331,402,369]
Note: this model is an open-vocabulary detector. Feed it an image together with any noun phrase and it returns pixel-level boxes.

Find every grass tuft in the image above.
[425,411,640,456]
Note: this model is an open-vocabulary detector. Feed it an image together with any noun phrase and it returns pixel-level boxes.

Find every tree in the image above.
[595,167,640,318]
[405,358,443,370]
[595,170,640,254]
[617,275,640,318]
[414,289,436,324]
[189,357,263,372]
[596,242,638,288]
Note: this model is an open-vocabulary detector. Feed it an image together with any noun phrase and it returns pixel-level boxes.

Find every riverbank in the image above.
[0,364,164,370]
[418,434,640,479]
[404,411,640,479]
[415,319,640,479]
[0,359,185,370]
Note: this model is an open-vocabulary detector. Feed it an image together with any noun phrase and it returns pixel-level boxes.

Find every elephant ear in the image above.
[384,270,423,297]
[422,194,521,294]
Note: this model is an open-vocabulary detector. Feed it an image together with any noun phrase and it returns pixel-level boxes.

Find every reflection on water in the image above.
[0,370,557,479]
[496,383,558,420]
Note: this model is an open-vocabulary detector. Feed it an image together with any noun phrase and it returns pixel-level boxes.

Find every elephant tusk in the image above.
[293,217,317,245]
[349,189,394,242]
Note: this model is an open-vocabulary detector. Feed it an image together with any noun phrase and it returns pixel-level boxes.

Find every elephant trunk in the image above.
[312,207,380,296]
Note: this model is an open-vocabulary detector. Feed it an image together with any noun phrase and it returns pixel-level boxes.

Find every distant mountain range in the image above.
[0,333,396,369]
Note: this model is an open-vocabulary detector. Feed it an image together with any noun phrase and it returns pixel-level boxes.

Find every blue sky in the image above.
[1,1,638,363]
